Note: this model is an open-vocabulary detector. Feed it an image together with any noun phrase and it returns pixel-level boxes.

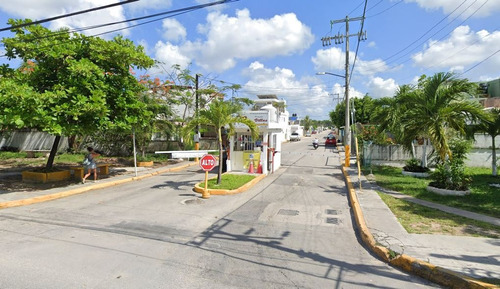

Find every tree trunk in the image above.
[46,135,61,170]
[492,136,497,176]
[421,139,428,168]
[67,135,77,153]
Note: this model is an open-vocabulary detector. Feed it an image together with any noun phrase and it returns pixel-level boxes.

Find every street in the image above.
[0,135,438,288]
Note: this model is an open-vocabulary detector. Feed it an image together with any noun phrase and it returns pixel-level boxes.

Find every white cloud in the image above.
[242,61,344,120]
[154,41,191,69]
[312,47,389,76]
[405,0,500,18]
[126,0,173,14]
[412,26,500,77]
[0,0,129,37]
[161,18,186,42]
[193,9,314,72]
[366,77,399,98]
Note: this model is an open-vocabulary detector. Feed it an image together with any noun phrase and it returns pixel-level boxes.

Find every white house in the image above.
[228,95,289,174]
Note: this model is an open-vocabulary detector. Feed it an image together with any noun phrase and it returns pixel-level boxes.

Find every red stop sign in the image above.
[199,154,217,171]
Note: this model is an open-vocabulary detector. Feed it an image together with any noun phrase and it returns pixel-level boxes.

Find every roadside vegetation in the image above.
[364,165,500,238]
[0,151,171,169]
[204,174,256,190]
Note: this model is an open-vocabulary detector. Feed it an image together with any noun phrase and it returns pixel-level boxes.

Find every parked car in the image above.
[305,131,312,137]
[325,135,336,146]
[290,132,301,141]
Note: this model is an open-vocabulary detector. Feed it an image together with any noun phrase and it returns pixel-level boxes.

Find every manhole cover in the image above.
[325,217,339,224]
[325,209,339,215]
[278,209,300,216]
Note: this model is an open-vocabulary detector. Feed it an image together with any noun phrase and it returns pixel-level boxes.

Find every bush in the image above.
[403,158,430,173]
[429,161,471,191]
[429,138,472,190]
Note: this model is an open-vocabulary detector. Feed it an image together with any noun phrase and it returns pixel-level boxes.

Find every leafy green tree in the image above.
[330,94,376,129]
[186,99,258,184]
[329,101,346,129]
[162,65,242,148]
[1,19,155,169]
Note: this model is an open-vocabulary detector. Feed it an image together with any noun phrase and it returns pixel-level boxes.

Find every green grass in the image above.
[364,166,500,218]
[204,174,256,190]
[378,192,500,238]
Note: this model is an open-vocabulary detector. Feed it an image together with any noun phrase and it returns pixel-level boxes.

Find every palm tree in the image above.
[399,73,487,164]
[187,99,258,184]
[468,108,500,176]
[302,115,313,133]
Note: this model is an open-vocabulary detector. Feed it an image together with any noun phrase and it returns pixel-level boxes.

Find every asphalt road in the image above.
[0,134,439,288]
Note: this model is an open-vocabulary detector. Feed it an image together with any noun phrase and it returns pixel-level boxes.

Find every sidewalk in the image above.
[343,165,500,287]
[0,161,199,207]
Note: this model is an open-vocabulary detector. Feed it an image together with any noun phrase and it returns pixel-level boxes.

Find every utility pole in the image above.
[321,16,366,167]
[194,74,200,162]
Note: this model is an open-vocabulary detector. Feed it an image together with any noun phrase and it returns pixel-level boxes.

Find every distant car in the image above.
[290,132,301,141]
[311,130,317,134]
[305,131,312,137]
[325,135,337,146]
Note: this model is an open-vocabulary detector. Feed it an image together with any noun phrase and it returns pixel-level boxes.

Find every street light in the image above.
[316,71,351,166]
[316,71,345,79]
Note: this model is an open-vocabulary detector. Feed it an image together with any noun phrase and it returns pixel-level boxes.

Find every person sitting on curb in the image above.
[82,147,100,184]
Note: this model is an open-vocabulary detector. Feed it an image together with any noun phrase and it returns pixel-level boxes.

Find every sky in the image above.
[0,0,499,120]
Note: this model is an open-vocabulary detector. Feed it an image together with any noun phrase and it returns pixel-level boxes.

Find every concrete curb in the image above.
[193,173,267,195]
[0,162,199,210]
[341,166,498,289]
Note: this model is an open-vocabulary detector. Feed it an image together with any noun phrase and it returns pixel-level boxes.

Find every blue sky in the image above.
[0,0,499,120]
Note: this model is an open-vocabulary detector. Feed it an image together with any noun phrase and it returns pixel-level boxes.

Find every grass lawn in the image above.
[204,174,256,190]
[378,192,500,238]
[364,166,500,218]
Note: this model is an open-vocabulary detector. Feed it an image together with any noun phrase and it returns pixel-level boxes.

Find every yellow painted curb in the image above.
[193,173,266,195]
[341,166,498,289]
[0,162,199,210]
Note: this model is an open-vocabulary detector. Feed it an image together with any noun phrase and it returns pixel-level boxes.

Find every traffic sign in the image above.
[199,154,217,171]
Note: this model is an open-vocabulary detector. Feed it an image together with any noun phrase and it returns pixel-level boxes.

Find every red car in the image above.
[325,135,337,146]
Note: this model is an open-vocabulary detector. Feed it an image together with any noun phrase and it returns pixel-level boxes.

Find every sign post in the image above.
[199,154,217,199]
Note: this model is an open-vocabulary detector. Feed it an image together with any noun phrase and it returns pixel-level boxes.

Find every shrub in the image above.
[403,158,430,173]
[429,161,471,190]
[429,138,472,190]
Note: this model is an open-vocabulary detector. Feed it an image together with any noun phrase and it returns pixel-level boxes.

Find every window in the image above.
[234,134,262,151]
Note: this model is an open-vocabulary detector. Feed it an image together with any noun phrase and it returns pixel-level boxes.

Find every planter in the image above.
[426,185,470,196]
[137,161,154,167]
[402,170,429,178]
[22,170,71,183]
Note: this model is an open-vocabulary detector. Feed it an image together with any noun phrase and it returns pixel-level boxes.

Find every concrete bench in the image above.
[70,164,110,180]
[25,150,51,158]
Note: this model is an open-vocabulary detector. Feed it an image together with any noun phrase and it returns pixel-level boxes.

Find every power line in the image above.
[457,49,500,77]
[366,0,403,18]
[382,0,469,64]
[0,0,237,58]
[360,0,489,77]
[0,0,138,32]
[349,0,368,86]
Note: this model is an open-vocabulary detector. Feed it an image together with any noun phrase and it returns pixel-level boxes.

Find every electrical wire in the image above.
[0,0,138,33]
[360,0,489,77]
[0,0,237,58]
[366,0,403,18]
[348,0,368,86]
[457,49,500,77]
